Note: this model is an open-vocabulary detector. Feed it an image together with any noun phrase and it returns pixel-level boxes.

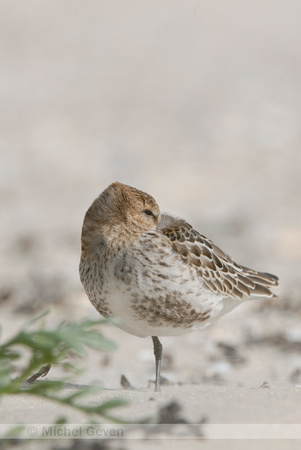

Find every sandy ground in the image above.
[1,1,301,449]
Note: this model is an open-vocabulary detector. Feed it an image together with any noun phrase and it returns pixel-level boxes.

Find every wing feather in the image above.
[159,214,278,300]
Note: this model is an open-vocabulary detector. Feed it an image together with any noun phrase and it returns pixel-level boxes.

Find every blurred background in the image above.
[1,0,301,389]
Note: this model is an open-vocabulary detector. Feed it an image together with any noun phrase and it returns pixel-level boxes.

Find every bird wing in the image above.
[158,214,278,300]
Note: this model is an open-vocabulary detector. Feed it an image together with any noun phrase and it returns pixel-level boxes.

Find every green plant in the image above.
[0,311,128,425]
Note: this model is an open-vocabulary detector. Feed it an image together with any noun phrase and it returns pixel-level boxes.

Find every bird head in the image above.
[81,182,160,253]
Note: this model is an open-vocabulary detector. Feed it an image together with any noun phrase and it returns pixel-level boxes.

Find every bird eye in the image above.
[144,210,153,216]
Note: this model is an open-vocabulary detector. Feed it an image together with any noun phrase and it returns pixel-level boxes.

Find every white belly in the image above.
[80,236,242,338]
[87,258,240,338]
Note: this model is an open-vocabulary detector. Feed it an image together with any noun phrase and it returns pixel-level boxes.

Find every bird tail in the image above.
[240,266,279,298]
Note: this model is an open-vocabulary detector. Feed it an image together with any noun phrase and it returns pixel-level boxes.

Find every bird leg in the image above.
[152,336,163,392]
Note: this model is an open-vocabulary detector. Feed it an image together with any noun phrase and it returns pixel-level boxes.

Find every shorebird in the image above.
[79,182,278,391]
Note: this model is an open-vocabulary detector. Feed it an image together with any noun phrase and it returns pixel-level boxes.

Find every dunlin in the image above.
[79,182,278,391]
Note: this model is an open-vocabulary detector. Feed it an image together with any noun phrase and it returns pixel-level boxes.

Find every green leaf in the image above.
[0,311,136,429]
[0,363,11,389]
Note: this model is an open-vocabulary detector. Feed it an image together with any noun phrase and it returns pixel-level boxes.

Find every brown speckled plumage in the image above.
[79,182,279,391]
[159,217,278,300]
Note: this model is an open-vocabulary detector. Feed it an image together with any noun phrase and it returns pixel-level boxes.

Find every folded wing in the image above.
[158,214,278,300]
